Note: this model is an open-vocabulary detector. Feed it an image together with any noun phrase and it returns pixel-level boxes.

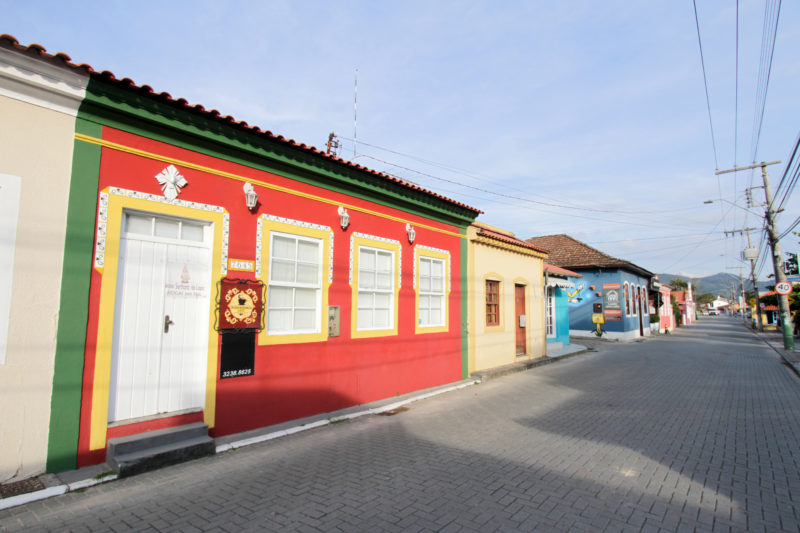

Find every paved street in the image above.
[3,316,800,532]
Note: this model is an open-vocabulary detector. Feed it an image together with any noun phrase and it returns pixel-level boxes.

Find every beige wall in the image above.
[0,51,85,482]
[468,226,546,373]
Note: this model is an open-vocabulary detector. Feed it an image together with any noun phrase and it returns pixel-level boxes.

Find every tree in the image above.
[695,293,715,305]
[671,278,688,290]
[671,295,683,326]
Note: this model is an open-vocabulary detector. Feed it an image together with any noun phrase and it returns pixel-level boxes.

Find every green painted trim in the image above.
[79,79,478,227]
[46,118,102,473]
[460,228,469,379]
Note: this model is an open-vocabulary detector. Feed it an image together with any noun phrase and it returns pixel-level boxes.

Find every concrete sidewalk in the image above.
[751,326,800,375]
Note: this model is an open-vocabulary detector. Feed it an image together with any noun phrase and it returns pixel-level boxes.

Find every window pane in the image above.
[297,240,319,262]
[154,218,179,239]
[357,309,372,329]
[126,214,152,235]
[359,249,375,271]
[430,309,441,325]
[181,222,204,242]
[376,272,392,289]
[359,271,376,290]
[294,288,317,308]
[431,277,443,293]
[376,251,392,272]
[431,260,443,278]
[375,292,391,310]
[272,236,295,260]
[268,309,291,332]
[430,295,442,310]
[268,286,293,308]
[420,276,431,292]
[358,291,374,309]
[420,309,430,326]
[419,295,429,310]
[271,259,295,282]
[294,309,316,330]
[420,259,431,277]
[296,263,319,284]
[374,309,390,328]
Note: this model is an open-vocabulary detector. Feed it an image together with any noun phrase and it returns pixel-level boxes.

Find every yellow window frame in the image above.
[257,216,332,345]
[415,247,451,334]
[350,233,401,339]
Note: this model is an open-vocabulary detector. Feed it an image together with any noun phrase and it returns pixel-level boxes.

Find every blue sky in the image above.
[4,1,799,283]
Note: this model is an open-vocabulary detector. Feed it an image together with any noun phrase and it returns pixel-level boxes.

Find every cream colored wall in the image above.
[0,95,77,482]
[468,227,546,374]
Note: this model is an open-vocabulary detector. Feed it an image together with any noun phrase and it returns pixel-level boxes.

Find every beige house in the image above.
[0,38,88,482]
[467,223,548,374]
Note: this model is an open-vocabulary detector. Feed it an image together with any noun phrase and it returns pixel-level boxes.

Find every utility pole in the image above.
[725,267,747,324]
[718,161,793,349]
[725,228,763,331]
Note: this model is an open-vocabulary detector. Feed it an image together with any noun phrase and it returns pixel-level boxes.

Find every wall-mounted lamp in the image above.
[338,206,350,230]
[406,223,416,244]
[243,182,258,211]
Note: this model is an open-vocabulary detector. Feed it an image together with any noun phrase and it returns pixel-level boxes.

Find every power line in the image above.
[734,0,740,169]
[692,0,720,170]
[341,137,704,215]
[662,204,736,272]
[355,153,700,231]
[775,130,800,212]
[589,232,724,244]
[750,0,782,163]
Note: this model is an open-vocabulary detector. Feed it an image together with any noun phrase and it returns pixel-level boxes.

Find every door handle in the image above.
[164,315,175,333]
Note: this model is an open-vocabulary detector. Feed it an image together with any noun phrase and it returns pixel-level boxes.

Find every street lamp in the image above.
[703,198,762,217]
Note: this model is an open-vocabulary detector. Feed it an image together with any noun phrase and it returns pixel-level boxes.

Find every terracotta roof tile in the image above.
[477,228,548,254]
[526,234,653,277]
[544,263,582,278]
[0,34,481,216]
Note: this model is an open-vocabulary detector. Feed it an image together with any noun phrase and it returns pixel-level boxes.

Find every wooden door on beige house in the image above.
[515,284,526,355]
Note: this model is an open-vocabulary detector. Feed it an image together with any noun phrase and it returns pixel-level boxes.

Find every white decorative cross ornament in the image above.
[155,165,187,201]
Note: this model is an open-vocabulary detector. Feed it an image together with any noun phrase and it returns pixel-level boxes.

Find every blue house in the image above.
[544,263,582,353]
[529,235,654,341]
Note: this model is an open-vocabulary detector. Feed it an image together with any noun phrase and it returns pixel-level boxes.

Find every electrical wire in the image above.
[750,0,782,163]
[338,136,704,215]
[734,0,740,169]
[692,0,719,170]
[661,204,735,272]
[775,131,800,212]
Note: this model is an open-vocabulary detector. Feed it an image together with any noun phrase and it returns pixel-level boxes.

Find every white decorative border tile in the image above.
[349,232,402,288]
[94,187,229,275]
[256,214,333,283]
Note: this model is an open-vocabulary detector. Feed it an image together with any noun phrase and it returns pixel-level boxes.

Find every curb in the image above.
[750,330,800,378]
[0,474,122,511]
[0,346,594,512]
[470,347,591,382]
[216,379,479,454]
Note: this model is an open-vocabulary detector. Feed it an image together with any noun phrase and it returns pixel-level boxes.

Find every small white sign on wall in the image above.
[0,173,22,364]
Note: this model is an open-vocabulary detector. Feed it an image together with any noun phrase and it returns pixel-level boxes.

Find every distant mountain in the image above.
[657,272,770,297]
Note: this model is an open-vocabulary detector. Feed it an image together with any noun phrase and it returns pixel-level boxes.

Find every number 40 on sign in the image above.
[775,281,793,295]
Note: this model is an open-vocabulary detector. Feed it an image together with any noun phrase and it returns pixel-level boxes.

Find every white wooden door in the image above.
[109,212,212,423]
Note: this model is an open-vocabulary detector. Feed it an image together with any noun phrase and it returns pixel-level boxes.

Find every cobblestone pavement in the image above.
[3,316,800,532]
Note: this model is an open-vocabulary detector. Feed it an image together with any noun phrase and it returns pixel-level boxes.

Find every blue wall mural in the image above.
[567,269,650,336]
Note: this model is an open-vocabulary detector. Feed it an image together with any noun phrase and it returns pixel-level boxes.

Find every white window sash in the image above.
[267,232,322,334]
[357,246,395,331]
[418,257,446,327]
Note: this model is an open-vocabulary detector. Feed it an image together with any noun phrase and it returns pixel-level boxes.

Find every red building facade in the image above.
[46,70,479,469]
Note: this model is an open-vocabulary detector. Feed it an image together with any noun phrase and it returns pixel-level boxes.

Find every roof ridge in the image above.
[0,34,481,215]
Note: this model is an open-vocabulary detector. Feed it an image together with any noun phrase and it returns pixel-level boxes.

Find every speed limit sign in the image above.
[776,281,792,295]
